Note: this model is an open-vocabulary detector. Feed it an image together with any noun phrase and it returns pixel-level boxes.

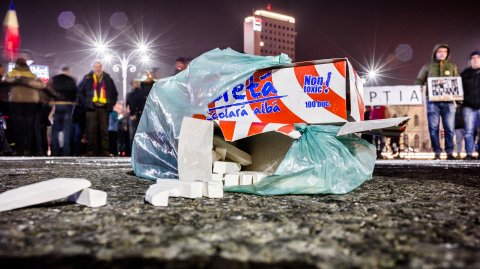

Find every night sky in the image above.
[1,0,479,86]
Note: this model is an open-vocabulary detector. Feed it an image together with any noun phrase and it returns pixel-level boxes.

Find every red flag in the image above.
[3,2,20,61]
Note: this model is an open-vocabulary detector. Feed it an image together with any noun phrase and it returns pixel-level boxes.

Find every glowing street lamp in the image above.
[367,69,378,81]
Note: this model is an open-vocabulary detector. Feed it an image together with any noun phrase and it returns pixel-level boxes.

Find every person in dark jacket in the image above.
[461,50,480,160]
[78,61,118,156]
[126,80,142,144]
[416,44,459,160]
[48,66,78,156]
[126,74,153,145]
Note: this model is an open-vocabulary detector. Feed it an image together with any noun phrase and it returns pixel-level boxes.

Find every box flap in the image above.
[336,117,410,136]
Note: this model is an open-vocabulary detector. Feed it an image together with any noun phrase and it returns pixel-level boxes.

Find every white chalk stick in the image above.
[239,174,253,185]
[145,185,172,207]
[0,178,91,213]
[213,136,252,165]
[155,179,203,198]
[214,147,227,161]
[239,171,270,184]
[178,117,213,182]
[68,188,107,207]
[224,174,240,187]
[199,181,224,198]
[212,150,221,162]
[213,161,241,174]
[211,173,224,182]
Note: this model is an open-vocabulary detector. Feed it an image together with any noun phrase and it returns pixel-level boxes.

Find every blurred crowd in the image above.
[0,56,188,156]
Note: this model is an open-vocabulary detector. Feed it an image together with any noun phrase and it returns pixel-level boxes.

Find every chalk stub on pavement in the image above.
[145,185,172,207]
[68,188,107,208]
[154,179,203,199]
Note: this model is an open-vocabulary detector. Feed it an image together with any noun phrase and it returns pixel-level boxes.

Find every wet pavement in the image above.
[0,157,478,268]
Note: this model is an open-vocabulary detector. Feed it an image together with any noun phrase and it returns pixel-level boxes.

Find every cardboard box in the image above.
[204,58,409,141]
[179,58,410,183]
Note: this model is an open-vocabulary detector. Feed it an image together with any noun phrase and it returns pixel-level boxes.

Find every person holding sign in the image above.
[416,44,459,160]
[461,50,480,160]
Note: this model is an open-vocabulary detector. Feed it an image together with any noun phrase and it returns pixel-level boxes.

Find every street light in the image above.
[367,69,378,81]
[362,67,383,86]
[93,40,109,55]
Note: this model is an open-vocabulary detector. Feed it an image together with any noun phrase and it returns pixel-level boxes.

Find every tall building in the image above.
[244,9,296,61]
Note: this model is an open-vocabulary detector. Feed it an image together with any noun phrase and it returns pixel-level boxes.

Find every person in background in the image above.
[126,80,141,143]
[5,58,46,156]
[116,102,130,157]
[78,61,118,157]
[0,63,12,155]
[0,63,4,80]
[461,50,480,160]
[173,57,187,75]
[108,109,119,156]
[151,67,162,80]
[416,44,459,160]
[72,104,87,156]
[454,103,465,159]
[49,66,77,156]
[389,114,401,159]
[370,106,390,159]
[0,109,13,156]
[361,106,374,144]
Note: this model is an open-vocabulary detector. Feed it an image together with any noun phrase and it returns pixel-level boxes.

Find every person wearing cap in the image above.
[460,50,480,160]
[416,44,459,160]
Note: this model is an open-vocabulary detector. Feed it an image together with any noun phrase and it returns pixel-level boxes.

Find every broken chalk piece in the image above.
[211,173,224,182]
[239,174,254,185]
[212,150,221,162]
[224,174,240,187]
[213,161,241,174]
[213,136,252,165]
[145,185,172,207]
[0,178,92,213]
[214,147,227,161]
[155,179,203,198]
[252,172,269,184]
[68,188,107,207]
[239,171,270,184]
[199,181,224,198]
[178,117,213,182]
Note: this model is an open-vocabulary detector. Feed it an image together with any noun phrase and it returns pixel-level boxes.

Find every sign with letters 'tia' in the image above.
[364,85,423,106]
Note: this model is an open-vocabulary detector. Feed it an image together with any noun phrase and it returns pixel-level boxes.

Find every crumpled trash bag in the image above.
[224,125,376,195]
[131,48,291,179]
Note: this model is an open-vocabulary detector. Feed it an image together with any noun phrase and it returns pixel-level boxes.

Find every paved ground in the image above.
[0,157,478,268]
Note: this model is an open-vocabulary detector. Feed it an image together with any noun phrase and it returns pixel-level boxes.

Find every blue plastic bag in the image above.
[224,125,376,195]
[131,48,376,196]
[131,48,291,179]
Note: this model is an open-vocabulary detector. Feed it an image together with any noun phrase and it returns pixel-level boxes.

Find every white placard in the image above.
[427,77,463,102]
[363,85,423,106]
